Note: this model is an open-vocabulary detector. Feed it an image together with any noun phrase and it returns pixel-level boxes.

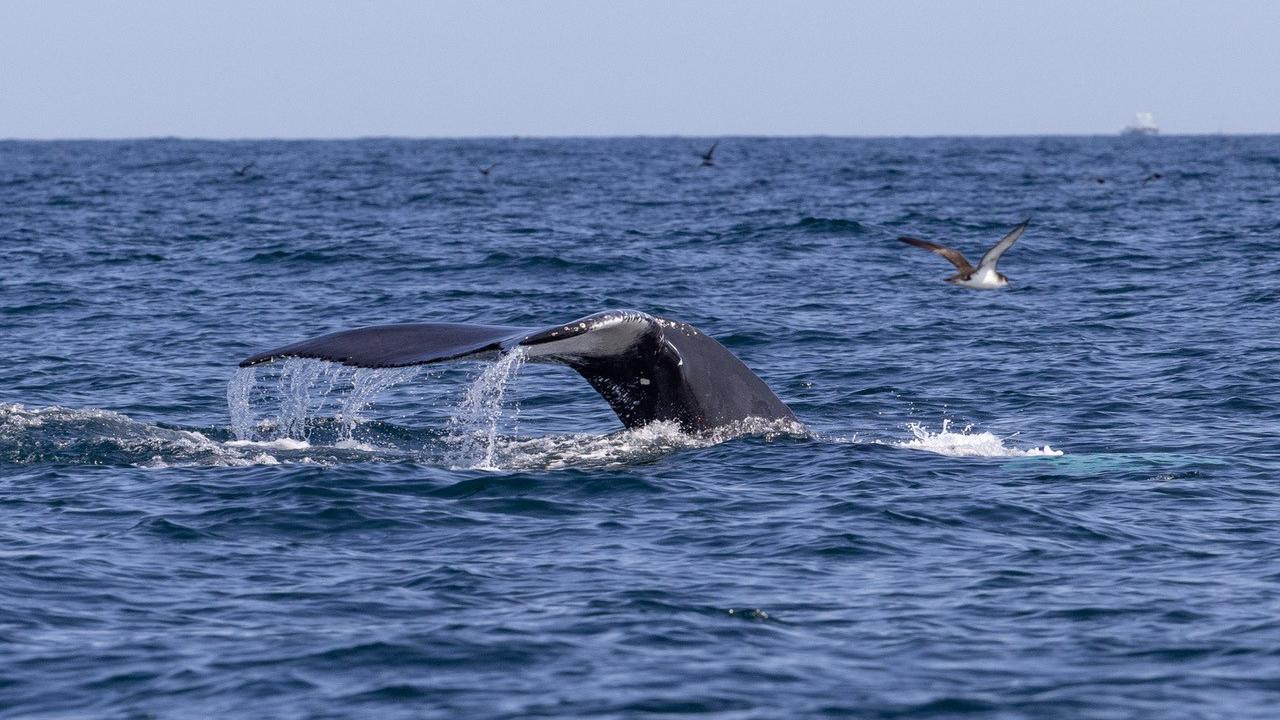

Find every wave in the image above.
[0,403,280,468]
[791,216,870,234]
[4,363,1058,470]
[0,402,808,471]
[3,400,1062,471]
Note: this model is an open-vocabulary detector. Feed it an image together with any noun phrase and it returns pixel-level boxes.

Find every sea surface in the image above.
[2,136,1279,718]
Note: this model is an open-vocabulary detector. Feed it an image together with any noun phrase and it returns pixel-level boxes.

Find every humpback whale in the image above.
[898,220,1030,290]
[241,310,795,433]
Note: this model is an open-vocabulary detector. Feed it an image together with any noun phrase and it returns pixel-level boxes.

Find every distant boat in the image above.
[1121,112,1159,136]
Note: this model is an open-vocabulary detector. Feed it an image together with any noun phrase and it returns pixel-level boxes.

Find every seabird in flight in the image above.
[699,141,719,167]
[898,220,1030,290]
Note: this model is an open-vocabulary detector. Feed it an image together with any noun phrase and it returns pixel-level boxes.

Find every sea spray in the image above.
[895,418,1063,458]
[447,349,527,469]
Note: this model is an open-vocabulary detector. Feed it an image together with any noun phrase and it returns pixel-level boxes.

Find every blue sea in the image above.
[2,136,1279,718]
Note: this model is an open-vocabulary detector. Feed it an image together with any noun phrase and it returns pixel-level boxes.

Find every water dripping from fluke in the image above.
[446,349,528,470]
[225,359,420,446]
[226,365,257,442]
[224,351,535,467]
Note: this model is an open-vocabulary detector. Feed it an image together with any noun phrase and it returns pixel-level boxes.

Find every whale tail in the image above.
[240,310,794,432]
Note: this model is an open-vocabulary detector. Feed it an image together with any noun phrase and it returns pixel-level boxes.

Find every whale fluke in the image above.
[240,310,795,432]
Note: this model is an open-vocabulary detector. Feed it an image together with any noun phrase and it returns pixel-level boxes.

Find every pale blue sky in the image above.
[2,0,1276,138]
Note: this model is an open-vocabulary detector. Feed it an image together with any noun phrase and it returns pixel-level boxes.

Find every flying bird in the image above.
[699,141,719,167]
[234,162,255,177]
[898,220,1030,290]
[477,162,500,177]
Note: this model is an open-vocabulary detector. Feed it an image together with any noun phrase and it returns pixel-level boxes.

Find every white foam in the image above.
[467,421,696,471]
[1,402,131,428]
[457,417,809,471]
[225,438,312,451]
[893,419,1063,458]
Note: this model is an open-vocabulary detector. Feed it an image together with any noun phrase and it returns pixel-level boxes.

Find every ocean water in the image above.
[2,136,1278,718]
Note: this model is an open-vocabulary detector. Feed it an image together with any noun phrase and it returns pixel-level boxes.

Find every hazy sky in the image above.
[2,0,1277,138]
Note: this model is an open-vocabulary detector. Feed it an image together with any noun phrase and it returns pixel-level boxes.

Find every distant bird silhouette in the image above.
[234,162,255,177]
[699,141,719,167]
[899,220,1030,290]
[477,162,500,177]
[1093,176,1107,184]
[1143,172,1164,183]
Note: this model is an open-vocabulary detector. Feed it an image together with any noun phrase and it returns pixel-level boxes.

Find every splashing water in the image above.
[226,366,257,441]
[894,419,1063,458]
[338,367,422,440]
[227,357,1062,470]
[446,349,527,469]
[226,360,420,443]
[484,418,808,470]
[277,361,333,440]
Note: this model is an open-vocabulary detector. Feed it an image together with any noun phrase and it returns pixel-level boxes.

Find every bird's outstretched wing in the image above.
[704,141,718,158]
[977,220,1029,270]
[899,236,974,273]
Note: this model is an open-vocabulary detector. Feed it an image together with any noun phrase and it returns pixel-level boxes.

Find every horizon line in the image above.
[0,131,1270,143]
